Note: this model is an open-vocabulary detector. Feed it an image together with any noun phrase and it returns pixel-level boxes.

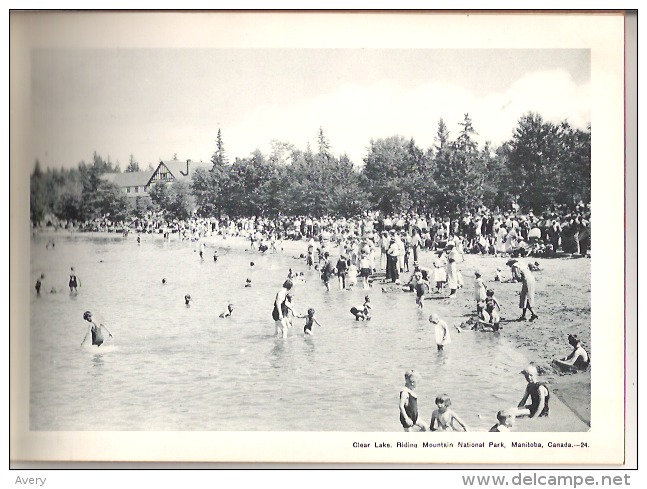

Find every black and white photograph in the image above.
[10,11,629,465]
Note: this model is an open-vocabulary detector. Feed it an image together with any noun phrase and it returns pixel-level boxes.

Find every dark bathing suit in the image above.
[304,317,314,334]
[525,382,550,417]
[91,324,104,346]
[399,390,418,428]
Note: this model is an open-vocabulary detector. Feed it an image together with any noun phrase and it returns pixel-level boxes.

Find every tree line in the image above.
[30,112,591,225]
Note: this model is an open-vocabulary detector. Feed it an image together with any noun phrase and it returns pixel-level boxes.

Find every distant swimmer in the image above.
[245,278,252,288]
[185,294,192,306]
[81,311,113,347]
[219,304,234,318]
[162,278,167,284]
[35,273,44,296]
[69,267,80,293]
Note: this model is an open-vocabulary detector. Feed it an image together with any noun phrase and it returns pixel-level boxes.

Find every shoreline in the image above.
[32,229,591,429]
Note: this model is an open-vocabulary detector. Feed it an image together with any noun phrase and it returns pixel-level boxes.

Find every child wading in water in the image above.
[350,295,372,320]
[81,311,113,347]
[413,270,428,309]
[429,313,452,351]
[69,267,80,293]
[429,394,468,431]
[298,308,323,335]
[219,304,234,318]
[399,370,428,432]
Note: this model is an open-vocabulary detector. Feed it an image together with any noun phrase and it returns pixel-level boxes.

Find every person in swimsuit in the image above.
[399,370,427,432]
[219,304,234,318]
[553,334,590,372]
[429,313,451,351]
[299,308,323,335]
[429,394,468,431]
[413,271,428,309]
[489,410,515,432]
[35,273,44,296]
[68,267,79,293]
[350,296,371,321]
[185,294,192,306]
[336,255,349,290]
[81,311,113,347]
[511,365,550,418]
[272,279,293,338]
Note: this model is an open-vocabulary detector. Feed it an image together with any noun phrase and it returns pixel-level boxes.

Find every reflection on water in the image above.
[30,234,531,431]
[91,354,104,369]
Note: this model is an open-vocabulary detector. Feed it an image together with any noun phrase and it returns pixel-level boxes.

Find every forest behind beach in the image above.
[29,111,590,225]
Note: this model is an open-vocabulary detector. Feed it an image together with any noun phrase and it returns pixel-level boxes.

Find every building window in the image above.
[135,186,139,193]
[127,187,131,193]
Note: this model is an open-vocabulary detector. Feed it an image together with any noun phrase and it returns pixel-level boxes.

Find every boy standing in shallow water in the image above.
[429,313,451,351]
[399,370,428,432]
[81,311,113,347]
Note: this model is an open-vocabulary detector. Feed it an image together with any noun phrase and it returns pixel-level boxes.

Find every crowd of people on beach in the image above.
[33,202,591,431]
[36,201,591,259]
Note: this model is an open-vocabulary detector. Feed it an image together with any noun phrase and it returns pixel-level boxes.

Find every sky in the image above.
[29,48,590,170]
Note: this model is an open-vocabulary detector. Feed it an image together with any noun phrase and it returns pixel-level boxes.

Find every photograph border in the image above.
[9,9,632,467]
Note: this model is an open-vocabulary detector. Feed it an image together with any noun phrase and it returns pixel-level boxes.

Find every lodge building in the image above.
[102,159,211,199]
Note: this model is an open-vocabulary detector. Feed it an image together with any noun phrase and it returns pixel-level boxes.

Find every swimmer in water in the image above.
[185,294,192,306]
[81,311,113,347]
[350,296,371,321]
[298,308,323,336]
[35,273,44,296]
[429,394,468,431]
[219,304,234,318]
[245,278,252,288]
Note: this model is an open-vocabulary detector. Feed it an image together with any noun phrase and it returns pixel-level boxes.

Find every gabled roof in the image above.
[102,170,155,187]
[160,159,212,182]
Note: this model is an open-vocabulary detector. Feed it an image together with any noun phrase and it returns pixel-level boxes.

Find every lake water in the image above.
[30,234,533,432]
